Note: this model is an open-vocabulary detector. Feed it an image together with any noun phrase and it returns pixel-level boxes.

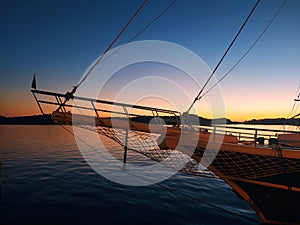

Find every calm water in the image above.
[0,125,260,225]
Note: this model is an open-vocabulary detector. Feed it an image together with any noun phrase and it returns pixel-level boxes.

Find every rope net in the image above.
[194,148,300,179]
[75,123,300,181]
[77,124,218,179]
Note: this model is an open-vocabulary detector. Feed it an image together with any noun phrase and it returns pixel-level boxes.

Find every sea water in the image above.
[0,125,259,225]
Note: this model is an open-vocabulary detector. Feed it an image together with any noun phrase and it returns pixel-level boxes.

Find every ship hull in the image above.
[233,174,300,224]
[192,146,300,225]
[278,133,300,148]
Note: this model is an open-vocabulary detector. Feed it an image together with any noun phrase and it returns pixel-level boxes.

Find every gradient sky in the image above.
[0,0,299,121]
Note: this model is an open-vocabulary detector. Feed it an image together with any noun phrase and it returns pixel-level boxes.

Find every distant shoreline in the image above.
[0,114,54,125]
[0,114,298,126]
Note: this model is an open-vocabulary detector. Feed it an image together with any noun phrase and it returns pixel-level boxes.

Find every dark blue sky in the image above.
[1,0,299,119]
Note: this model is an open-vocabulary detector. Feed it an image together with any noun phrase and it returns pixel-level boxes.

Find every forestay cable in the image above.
[287,82,300,119]
[69,0,148,96]
[126,0,176,43]
[80,0,177,73]
[186,0,261,113]
[199,0,287,100]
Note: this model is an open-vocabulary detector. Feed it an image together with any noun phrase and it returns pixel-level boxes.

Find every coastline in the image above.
[0,114,298,126]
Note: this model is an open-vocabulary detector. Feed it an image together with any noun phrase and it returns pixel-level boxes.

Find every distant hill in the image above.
[131,115,233,126]
[244,118,299,125]
[0,114,232,125]
[0,114,54,125]
[131,115,211,126]
[2,114,296,126]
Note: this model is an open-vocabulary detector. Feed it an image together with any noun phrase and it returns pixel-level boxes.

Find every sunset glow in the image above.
[0,0,299,122]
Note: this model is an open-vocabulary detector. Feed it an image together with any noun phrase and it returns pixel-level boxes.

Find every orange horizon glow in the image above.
[0,69,297,122]
[1,1,299,125]
[0,94,294,122]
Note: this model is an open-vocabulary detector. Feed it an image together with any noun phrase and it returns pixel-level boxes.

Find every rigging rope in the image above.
[287,81,300,119]
[77,0,177,75]
[71,0,148,95]
[186,0,261,113]
[199,0,287,100]
[126,0,176,44]
[62,0,177,104]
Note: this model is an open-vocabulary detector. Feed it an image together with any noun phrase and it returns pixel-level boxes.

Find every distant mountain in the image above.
[244,118,299,125]
[0,114,232,125]
[3,114,296,126]
[130,115,231,125]
[0,114,54,125]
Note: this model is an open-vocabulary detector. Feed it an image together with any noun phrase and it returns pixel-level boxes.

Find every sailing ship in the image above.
[29,0,300,224]
[160,99,300,224]
[31,86,300,224]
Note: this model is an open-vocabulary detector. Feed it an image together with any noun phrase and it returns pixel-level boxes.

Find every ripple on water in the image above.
[0,125,259,225]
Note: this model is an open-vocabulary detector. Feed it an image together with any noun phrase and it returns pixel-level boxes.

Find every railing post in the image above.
[31,91,45,115]
[91,101,100,119]
[123,129,129,164]
[55,96,67,113]
[122,105,130,165]
[213,126,216,142]
[254,129,257,147]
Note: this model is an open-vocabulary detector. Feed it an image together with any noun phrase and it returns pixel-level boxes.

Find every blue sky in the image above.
[0,0,299,120]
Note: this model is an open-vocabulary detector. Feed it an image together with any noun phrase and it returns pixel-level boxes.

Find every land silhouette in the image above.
[0,114,298,126]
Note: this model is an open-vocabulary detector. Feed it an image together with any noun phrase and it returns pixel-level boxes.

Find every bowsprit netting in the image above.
[78,124,218,179]
[193,145,300,180]
[78,124,300,180]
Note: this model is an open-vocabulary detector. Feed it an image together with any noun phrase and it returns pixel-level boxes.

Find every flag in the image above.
[31,73,36,89]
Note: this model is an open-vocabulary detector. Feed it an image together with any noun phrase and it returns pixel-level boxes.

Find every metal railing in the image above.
[199,125,300,147]
[31,89,181,124]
